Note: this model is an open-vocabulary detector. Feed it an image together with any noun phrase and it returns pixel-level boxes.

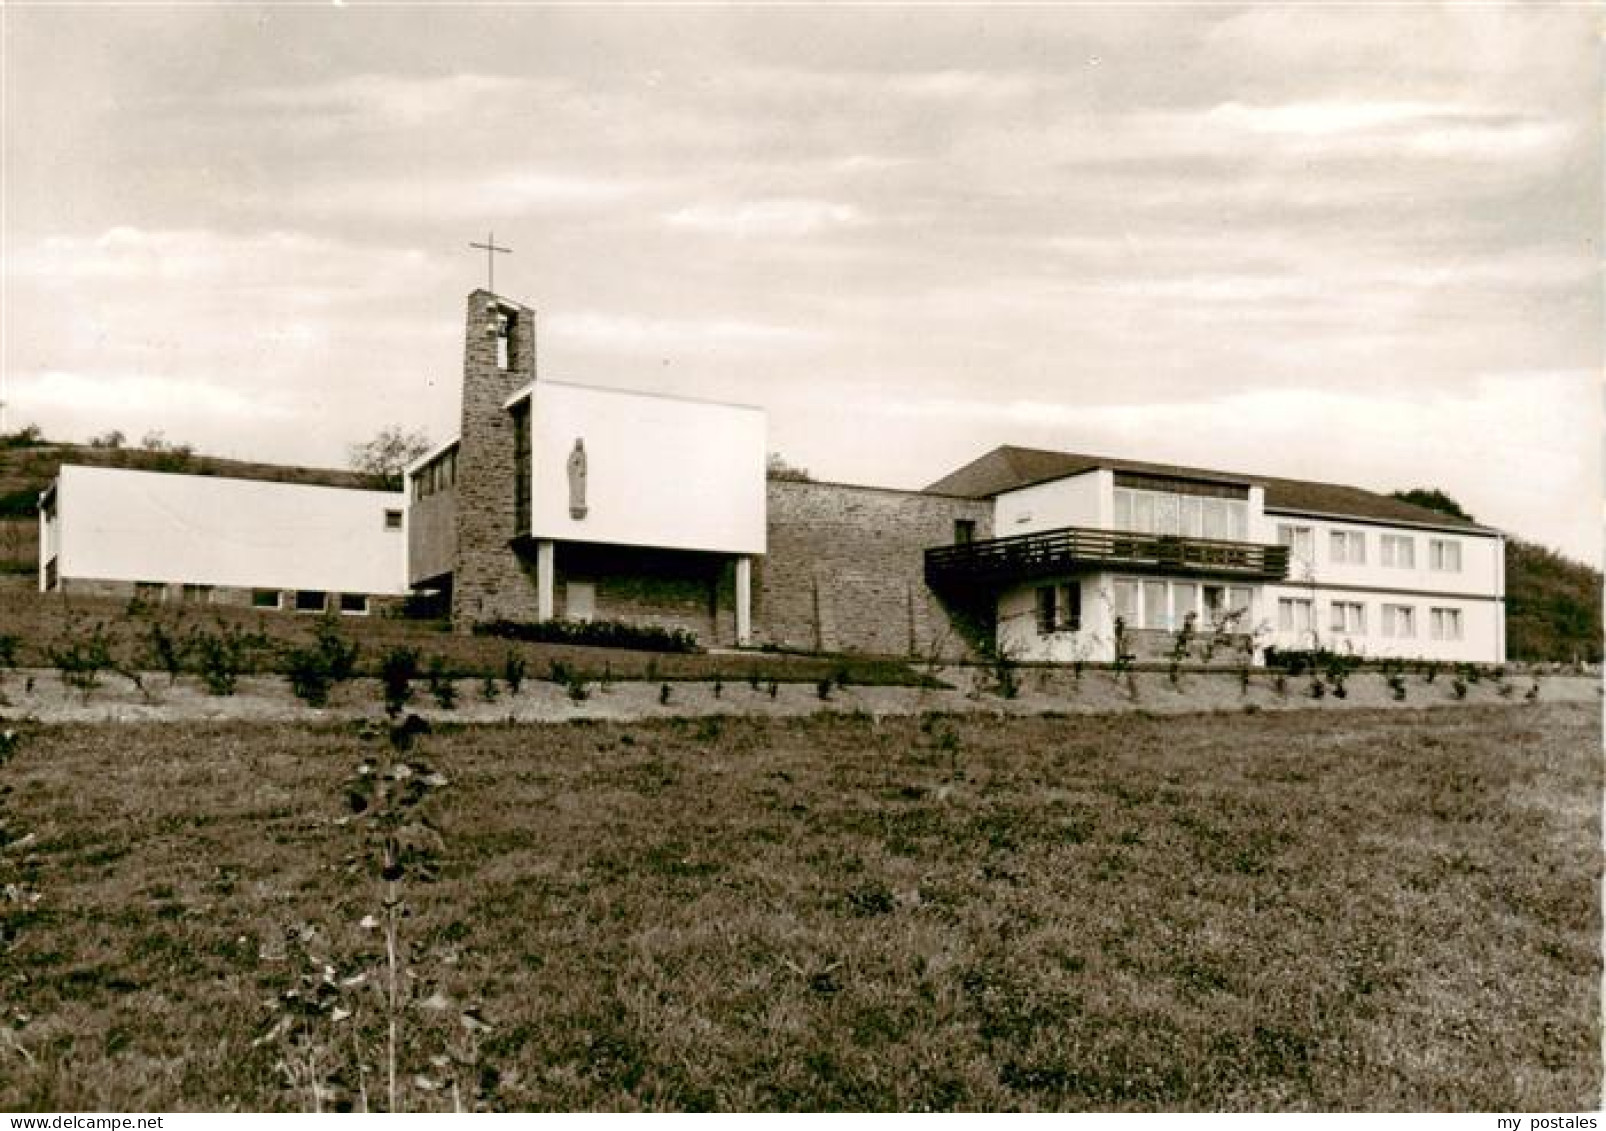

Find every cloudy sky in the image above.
[3,4,1600,562]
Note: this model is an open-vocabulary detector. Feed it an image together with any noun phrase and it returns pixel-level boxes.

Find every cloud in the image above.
[13,370,293,421]
[1201,100,1573,159]
[547,310,826,355]
[663,199,867,238]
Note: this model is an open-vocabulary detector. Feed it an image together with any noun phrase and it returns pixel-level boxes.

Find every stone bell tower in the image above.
[450,289,540,625]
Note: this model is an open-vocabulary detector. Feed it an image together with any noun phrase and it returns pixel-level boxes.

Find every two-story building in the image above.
[922,447,1505,664]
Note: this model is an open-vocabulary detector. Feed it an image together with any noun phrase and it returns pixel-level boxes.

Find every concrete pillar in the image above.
[735,555,753,646]
[536,539,555,621]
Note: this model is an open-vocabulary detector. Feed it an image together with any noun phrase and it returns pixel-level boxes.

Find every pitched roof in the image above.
[924,445,1496,534]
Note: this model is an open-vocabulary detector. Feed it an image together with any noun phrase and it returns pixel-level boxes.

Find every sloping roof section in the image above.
[925,445,1496,533]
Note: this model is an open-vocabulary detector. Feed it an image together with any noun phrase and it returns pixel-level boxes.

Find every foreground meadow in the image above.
[0,703,1598,1111]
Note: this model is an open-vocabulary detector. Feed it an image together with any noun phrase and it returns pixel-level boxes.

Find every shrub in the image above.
[472,618,699,654]
[502,652,526,694]
[566,674,590,703]
[1451,676,1468,700]
[286,648,336,708]
[379,646,420,717]
[1387,673,1407,701]
[311,616,360,682]
[659,682,672,706]
[143,622,191,685]
[480,673,500,702]
[426,656,457,710]
[0,633,18,676]
[193,624,258,696]
[49,622,116,697]
[816,677,833,701]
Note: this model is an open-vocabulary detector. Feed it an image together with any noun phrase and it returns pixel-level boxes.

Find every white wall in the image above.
[51,465,408,595]
[997,571,1120,663]
[1261,512,1503,661]
[524,381,766,555]
[993,470,1109,536]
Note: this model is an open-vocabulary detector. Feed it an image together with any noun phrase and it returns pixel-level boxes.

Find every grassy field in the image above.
[0,703,1598,1111]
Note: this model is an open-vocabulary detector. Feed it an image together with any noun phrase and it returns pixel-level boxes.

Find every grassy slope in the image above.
[1,704,1598,1111]
[0,590,929,686]
[1506,539,1603,664]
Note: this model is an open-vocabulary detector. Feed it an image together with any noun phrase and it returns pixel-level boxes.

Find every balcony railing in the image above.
[925,525,1291,587]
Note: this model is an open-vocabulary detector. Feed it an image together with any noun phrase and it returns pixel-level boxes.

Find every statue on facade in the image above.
[567,438,588,519]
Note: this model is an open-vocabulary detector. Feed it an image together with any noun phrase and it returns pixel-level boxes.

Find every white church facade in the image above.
[37,289,1508,665]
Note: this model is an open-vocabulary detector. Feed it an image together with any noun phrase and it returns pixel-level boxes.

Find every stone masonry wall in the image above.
[451,290,539,626]
[552,542,733,645]
[760,480,994,658]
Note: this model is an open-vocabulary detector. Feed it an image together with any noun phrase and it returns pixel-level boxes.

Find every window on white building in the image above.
[1430,607,1464,641]
[1277,597,1313,634]
[1112,579,1139,628]
[1113,485,1247,540]
[295,590,328,613]
[1329,529,1367,565]
[339,593,370,616]
[252,589,281,610]
[1330,601,1366,635]
[1382,604,1416,638]
[1429,539,1462,572]
[1171,582,1198,630]
[1142,581,1168,629]
[1277,524,1314,563]
[1380,534,1415,568]
[1034,582,1082,634]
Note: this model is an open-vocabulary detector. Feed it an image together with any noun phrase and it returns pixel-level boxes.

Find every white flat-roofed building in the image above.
[39,464,407,615]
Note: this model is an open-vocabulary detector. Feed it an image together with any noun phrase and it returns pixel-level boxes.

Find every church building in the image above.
[39,288,1507,665]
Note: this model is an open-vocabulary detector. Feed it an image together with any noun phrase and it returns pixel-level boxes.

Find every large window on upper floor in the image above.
[1112,474,1248,542]
[1428,538,1462,572]
[1277,523,1313,562]
[1329,529,1367,565]
[1380,533,1415,568]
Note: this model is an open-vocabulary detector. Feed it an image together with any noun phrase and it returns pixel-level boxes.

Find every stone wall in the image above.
[760,479,994,658]
[450,291,539,626]
[551,542,735,645]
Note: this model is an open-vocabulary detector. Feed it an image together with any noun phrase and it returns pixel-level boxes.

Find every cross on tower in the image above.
[468,231,512,295]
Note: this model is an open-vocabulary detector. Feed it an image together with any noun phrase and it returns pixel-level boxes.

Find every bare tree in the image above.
[350,426,432,491]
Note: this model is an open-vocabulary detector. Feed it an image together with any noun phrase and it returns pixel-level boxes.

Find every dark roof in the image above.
[924,445,1495,534]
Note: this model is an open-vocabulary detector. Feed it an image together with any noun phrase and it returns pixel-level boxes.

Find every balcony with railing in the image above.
[925,524,1291,587]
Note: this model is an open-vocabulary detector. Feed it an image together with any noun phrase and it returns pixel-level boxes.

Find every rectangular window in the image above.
[1330,529,1367,565]
[1277,597,1313,634]
[1180,496,1202,538]
[954,519,976,545]
[182,583,213,604]
[1429,539,1462,572]
[295,590,328,613]
[1132,492,1155,534]
[1142,580,1168,630]
[252,589,281,610]
[1201,497,1227,540]
[1330,601,1366,635]
[1277,524,1313,563]
[1380,534,1415,568]
[1112,579,1139,627]
[1227,586,1253,626]
[1171,582,1198,630]
[1035,586,1057,635]
[384,509,403,531]
[511,401,531,535]
[411,474,424,502]
[1382,604,1416,638]
[339,593,369,616]
[1430,607,1464,641]
[1113,489,1133,531]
